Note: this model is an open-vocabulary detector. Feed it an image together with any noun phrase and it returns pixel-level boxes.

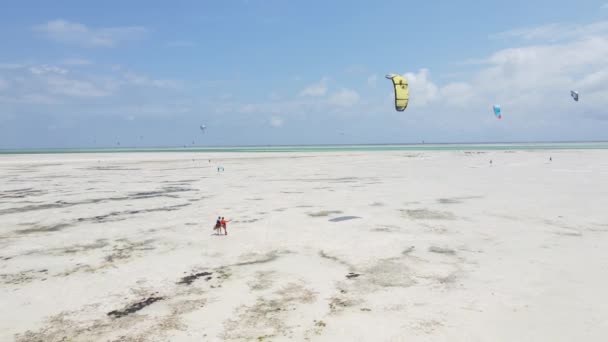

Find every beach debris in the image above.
[386,74,409,111]
[571,90,579,102]
[346,272,361,279]
[329,216,361,222]
[402,208,455,220]
[308,210,343,217]
[329,297,356,312]
[493,104,502,119]
[177,271,213,285]
[314,320,327,327]
[402,246,416,255]
[107,296,164,318]
[429,246,456,255]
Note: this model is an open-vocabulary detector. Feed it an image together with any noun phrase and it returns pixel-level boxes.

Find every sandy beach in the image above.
[1,149,608,341]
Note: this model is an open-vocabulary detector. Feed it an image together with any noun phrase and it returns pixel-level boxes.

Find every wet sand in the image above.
[1,150,608,341]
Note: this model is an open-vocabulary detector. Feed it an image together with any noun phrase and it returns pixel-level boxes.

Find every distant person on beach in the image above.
[213,216,221,235]
[550,157,552,161]
[221,217,230,235]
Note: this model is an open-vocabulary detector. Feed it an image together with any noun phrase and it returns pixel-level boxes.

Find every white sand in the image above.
[1,150,608,341]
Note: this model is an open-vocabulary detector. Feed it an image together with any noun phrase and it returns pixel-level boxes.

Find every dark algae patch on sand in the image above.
[107,296,165,318]
[177,271,213,285]
[329,216,361,222]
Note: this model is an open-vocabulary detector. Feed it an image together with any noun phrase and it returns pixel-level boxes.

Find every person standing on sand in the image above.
[220,217,231,235]
[214,216,221,235]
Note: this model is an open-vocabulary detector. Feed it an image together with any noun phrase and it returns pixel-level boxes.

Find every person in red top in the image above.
[220,217,231,235]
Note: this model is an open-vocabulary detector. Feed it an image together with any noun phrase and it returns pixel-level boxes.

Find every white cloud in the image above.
[34,19,147,47]
[328,88,359,107]
[491,20,608,42]
[367,74,378,88]
[404,68,439,106]
[270,116,284,127]
[46,77,111,97]
[29,65,68,75]
[299,77,329,96]
[439,82,475,108]
[402,22,608,124]
[0,63,181,103]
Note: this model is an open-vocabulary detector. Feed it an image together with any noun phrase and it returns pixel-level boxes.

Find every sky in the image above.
[1,0,608,148]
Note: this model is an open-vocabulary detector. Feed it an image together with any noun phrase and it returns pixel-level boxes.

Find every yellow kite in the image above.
[386,74,409,111]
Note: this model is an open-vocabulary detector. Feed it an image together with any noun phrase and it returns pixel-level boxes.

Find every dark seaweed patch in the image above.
[0,188,193,216]
[346,272,361,279]
[429,246,456,255]
[78,203,190,224]
[130,186,194,199]
[308,210,342,217]
[16,223,72,235]
[437,196,483,204]
[234,218,260,224]
[233,252,279,267]
[329,216,360,222]
[83,167,141,171]
[402,246,416,255]
[177,271,213,285]
[107,296,164,318]
[104,239,156,263]
[0,202,72,215]
[0,188,46,199]
[401,209,455,220]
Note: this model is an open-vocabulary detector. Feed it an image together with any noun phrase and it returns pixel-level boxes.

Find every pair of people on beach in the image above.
[214,216,230,235]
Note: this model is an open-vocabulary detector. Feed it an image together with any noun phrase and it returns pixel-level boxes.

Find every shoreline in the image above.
[2,141,608,155]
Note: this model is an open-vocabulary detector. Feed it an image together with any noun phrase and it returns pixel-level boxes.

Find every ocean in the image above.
[1,142,608,154]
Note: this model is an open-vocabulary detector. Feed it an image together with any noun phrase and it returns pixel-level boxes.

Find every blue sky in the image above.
[1,0,608,148]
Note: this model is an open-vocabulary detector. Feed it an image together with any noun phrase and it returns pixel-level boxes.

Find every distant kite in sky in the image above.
[200,124,207,133]
[385,74,409,112]
[571,90,579,102]
[493,104,502,119]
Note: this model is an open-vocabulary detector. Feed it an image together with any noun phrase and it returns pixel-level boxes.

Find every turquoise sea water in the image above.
[1,142,608,155]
